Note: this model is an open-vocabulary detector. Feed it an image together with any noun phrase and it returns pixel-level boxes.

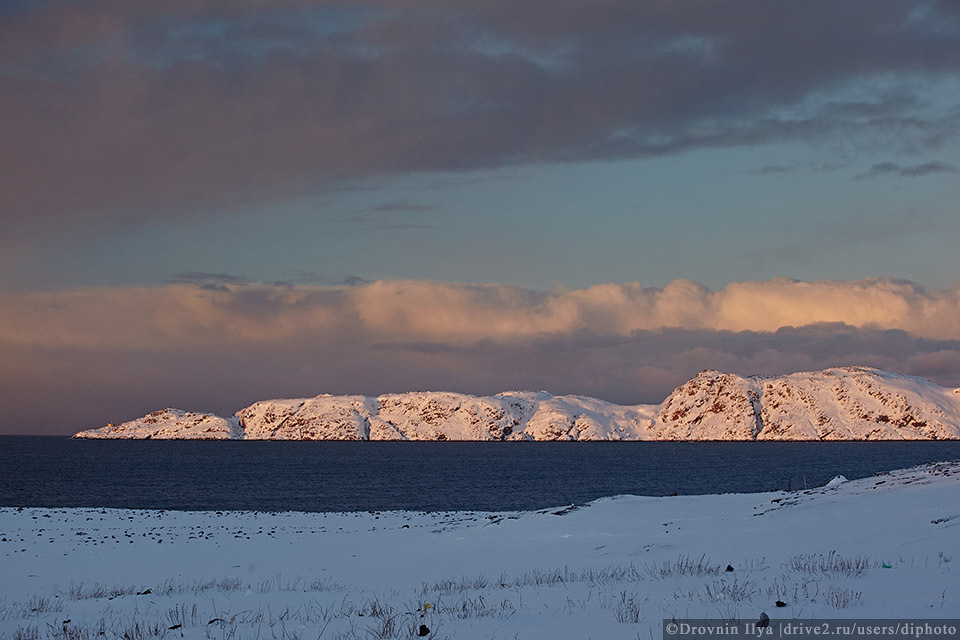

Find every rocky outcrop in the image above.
[655,370,763,440]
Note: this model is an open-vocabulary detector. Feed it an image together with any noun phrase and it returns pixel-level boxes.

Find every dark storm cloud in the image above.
[2,1,959,238]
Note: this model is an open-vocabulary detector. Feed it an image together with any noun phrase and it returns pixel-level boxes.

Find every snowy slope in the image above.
[373,390,656,441]
[73,408,241,440]
[74,367,960,440]
[759,367,960,440]
[237,395,378,440]
[2,460,959,639]
[656,366,960,440]
[231,390,658,441]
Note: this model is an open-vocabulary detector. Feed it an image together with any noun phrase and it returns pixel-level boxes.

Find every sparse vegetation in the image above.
[645,554,721,579]
[787,551,873,577]
[12,626,39,640]
[824,586,863,609]
[700,579,758,603]
[611,591,643,623]
[23,597,62,616]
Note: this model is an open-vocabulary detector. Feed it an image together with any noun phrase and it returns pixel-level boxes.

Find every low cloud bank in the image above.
[3,278,960,434]
[4,277,960,346]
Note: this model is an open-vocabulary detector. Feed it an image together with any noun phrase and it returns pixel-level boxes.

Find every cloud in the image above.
[167,271,252,291]
[5,277,960,350]
[5,277,960,433]
[2,1,959,243]
[360,201,439,214]
[272,271,374,287]
[858,161,958,179]
[745,164,796,176]
[341,200,441,229]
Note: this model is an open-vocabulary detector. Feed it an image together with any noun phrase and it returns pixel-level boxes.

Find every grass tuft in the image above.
[787,551,873,577]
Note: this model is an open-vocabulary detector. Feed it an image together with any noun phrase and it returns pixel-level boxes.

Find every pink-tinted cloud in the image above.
[5,278,960,349]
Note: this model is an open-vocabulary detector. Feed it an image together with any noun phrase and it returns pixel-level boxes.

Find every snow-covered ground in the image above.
[2,461,958,639]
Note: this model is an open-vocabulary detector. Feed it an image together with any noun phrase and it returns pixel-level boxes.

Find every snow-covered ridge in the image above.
[78,391,658,441]
[656,366,960,440]
[74,367,960,440]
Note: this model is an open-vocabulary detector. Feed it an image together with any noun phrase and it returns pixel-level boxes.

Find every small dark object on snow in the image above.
[208,618,225,625]
[136,589,151,596]
[418,624,430,636]
[775,600,787,607]
[758,612,769,628]
[725,564,734,572]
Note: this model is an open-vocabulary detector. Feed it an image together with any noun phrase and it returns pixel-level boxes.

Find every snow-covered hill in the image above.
[74,367,960,440]
[656,366,960,440]
[79,391,658,441]
[74,408,241,440]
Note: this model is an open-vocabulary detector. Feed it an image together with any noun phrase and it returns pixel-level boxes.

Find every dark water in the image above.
[2,437,959,512]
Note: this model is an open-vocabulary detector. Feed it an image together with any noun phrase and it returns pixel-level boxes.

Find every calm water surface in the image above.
[2,437,959,512]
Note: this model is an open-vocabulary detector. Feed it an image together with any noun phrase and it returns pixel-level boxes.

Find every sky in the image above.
[2,1,960,434]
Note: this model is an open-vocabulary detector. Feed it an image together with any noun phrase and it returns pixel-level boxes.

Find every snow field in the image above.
[1,461,958,639]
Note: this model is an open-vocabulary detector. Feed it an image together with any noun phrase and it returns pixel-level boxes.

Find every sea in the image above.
[2,437,959,513]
